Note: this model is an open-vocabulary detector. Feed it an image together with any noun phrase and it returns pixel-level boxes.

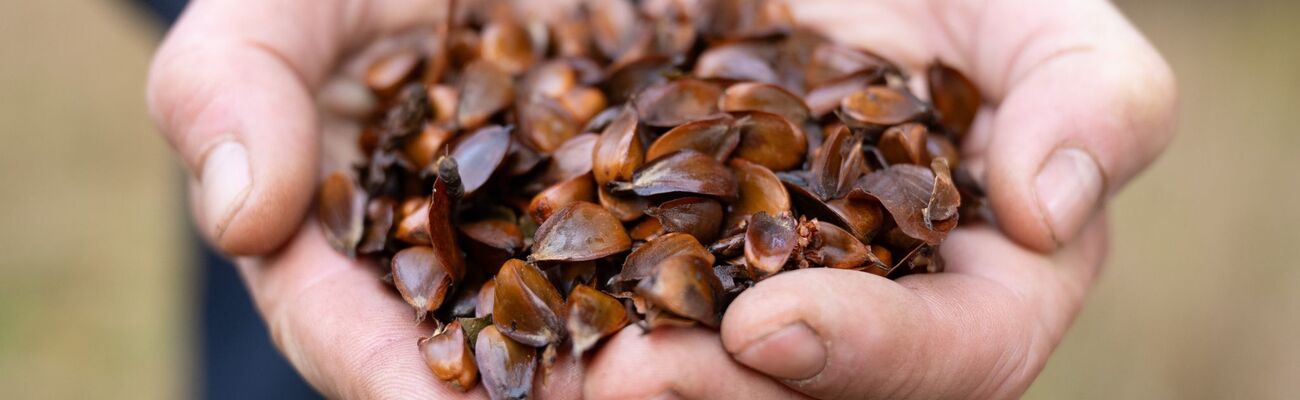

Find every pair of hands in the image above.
[147,0,1177,398]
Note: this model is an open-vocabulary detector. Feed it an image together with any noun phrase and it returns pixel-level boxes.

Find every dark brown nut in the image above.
[528,174,597,224]
[744,211,798,278]
[645,197,725,244]
[853,163,959,245]
[475,325,538,400]
[694,42,779,84]
[728,158,790,228]
[634,79,723,127]
[808,125,867,200]
[481,18,537,75]
[636,254,722,327]
[476,279,496,318]
[879,123,930,166]
[731,111,808,172]
[392,246,455,322]
[928,61,982,141]
[531,202,631,262]
[318,171,366,257]
[449,125,512,195]
[456,60,514,129]
[592,106,645,185]
[610,150,739,202]
[620,232,716,283]
[719,82,810,124]
[419,320,478,391]
[566,284,629,356]
[493,259,566,347]
[365,49,422,98]
[839,85,929,128]
[646,114,741,162]
[357,197,395,255]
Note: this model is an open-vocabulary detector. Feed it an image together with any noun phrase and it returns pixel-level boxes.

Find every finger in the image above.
[720,216,1109,399]
[940,0,1177,251]
[585,327,807,400]
[146,0,443,255]
[237,221,584,399]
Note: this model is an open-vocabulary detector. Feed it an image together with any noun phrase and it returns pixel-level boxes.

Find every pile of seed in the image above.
[315,0,985,397]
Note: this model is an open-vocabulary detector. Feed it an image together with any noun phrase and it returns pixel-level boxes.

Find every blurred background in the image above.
[0,0,1297,398]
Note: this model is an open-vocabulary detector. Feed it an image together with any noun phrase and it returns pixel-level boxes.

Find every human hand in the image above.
[583,0,1177,399]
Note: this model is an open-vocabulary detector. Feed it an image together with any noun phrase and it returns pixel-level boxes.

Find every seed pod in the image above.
[731,111,807,172]
[459,212,525,256]
[597,186,647,222]
[620,232,716,282]
[840,86,929,129]
[475,325,538,400]
[493,259,566,347]
[450,125,512,195]
[694,42,779,84]
[827,196,884,242]
[392,246,455,322]
[592,106,645,185]
[634,79,723,127]
[926,133,960,168]
[879,123,929,166]
[559,87,608,126]
[629,216,664,241]
[528,174,597,224]
[728,158,790,228]
[611,150,738,202]
[704,0,794,40]
[636,254,722,327]
[719,82,810,123]
[394,198,432,245]
[744,211,797,278]
[925,158,961,225]
[566,284,629,356]
[524,60,577,99]
[805,43,890,88]
[928,61,982,141]
[318,171,366,257]
[456,60,515,129]
[603,56,673,104]
[804,70,880,118]
[646,197,724,244]
[503,137,545,177]
[428,158,467,280]
[646,114,741,162]
[427,84,459,125]
[587,0,643,61]
[365,49,421,98]
[419,320,478,391]
[532,202,632,262]
[481,18,537,75]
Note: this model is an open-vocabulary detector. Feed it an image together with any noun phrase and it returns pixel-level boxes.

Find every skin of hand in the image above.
[146,0,1176,399]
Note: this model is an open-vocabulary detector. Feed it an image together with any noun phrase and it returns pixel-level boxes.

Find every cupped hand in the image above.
[586,0,1177,399]
[147,0,1177,398]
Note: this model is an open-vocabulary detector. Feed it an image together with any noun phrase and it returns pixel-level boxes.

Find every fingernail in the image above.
[1035,148,1102,244]
[733,322,826,380]
[200,140,252,239]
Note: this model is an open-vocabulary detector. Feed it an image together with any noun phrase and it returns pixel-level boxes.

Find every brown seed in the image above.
[450,125,512,195]
[731,111,808,172]
[926,133,961,167]
[925,158,961,225]
[693,42,779,84]
[808,125,867,200]
[879,123,930,166]
[612,150,739,202]
[493,259,566,347]
[532,201,632,262]
[403,123,455,170]
[481,18,537,75]
[528,174,597,224]
[419,320,478,391]
[592,106,645,185]
[804,70,880,118]
[854,164,957,245]
[646,114,740,162]
[635,79,724,128]
[427,84,460,125]
[826,196,884,242]
[805,43,890,88]
[646,197,725,244]
[636,254,722,327]
[620,232,715,283]
[539,133,598,186]
[813,221,873,269]
[566,284,629,356]
[392,246,455,322]
[840,86,929,129]
[475,325,538,400]
[365,49,421,98]
[517,96,580,153]
[728,158,790,228]
[476,279,496,318]
[597,185,648,222]
[928,61,982,141]
[503,137,545,177]
[629,216,664,241]
[719,82,810,123]
[394,196,431,245]
[744,211,797,278]
[428,159,467,281]
[459,213,525,255]
[456,60,515,129]
[524,60,577,99]
[318,171,366,257]
[558,87,608,126]
[587,0,643,61]
[603,56,674,104]
[357,197,395,255]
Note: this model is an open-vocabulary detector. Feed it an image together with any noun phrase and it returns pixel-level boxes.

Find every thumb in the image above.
[971,0,1178,251]
[146,0,441,255]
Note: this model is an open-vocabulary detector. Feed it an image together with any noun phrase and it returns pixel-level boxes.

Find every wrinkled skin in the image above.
[148,0,1176,398]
